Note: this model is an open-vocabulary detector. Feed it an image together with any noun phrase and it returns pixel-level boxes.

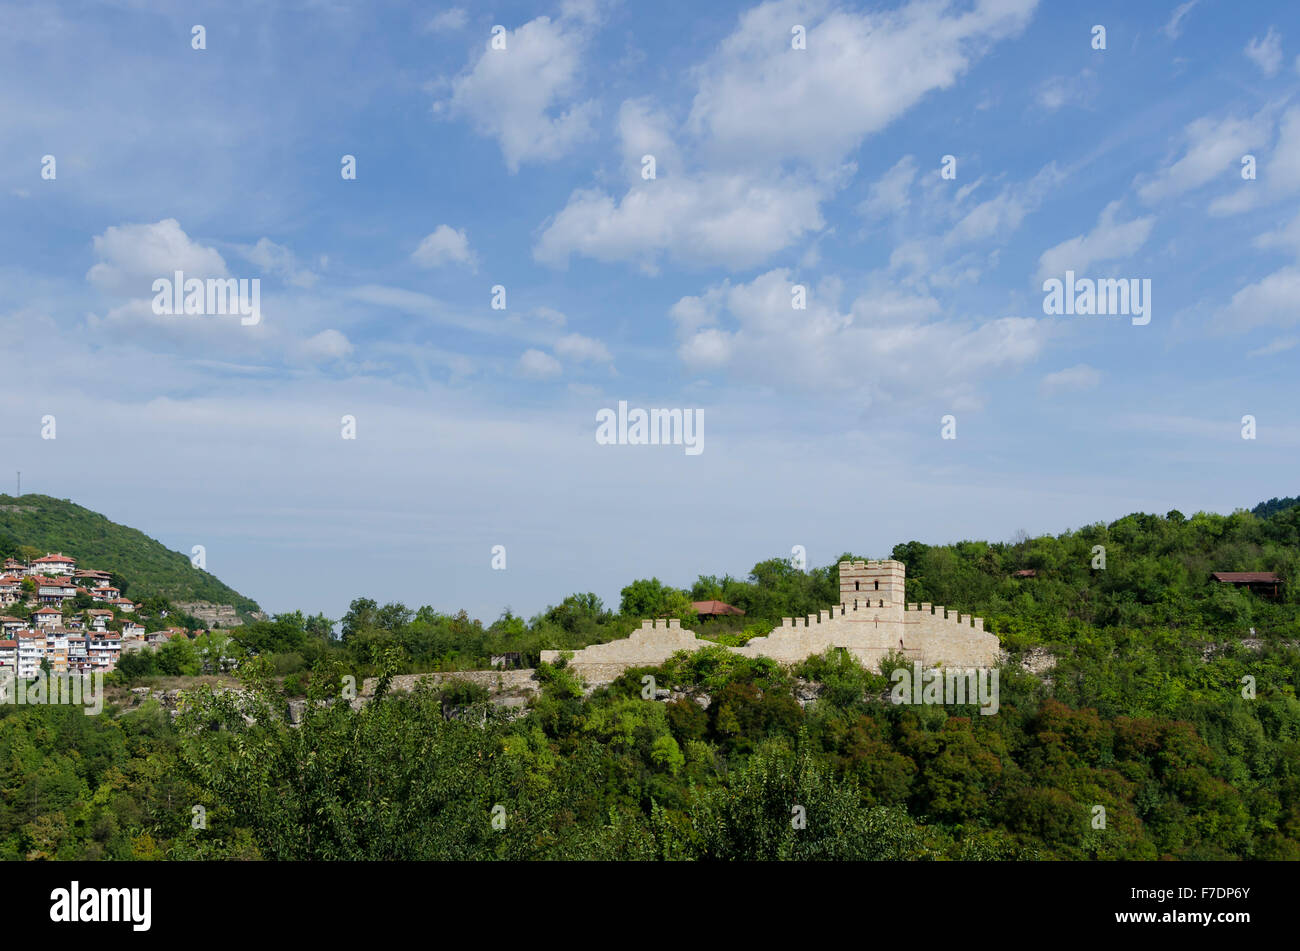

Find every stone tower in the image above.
[838,559,906,617]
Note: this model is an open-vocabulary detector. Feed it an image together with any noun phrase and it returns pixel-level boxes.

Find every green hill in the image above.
[0,494,259,614]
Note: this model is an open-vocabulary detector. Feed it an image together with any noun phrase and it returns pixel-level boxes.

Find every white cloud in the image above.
[535,173,826,271]
[670,269,1050,406]
[532,306,568,326]
[1136,110,1271,204]
[1162,1,1198,40]
[517,348,562,378]
[436,12,597,172]
[1254,207,1300,254]
[617,98,679,180]
[1247,336,1297,357]
[858,155,917,220]
[1209,105,1300,216]
[1034,70,1095,112]
[536,0,1037,271]
[1035,201,1155,282]
[686,0,1038,169]
[1040,364,1101,393]
[412,225,476,269]
[1219,266,1300,331]
[238,238,318,288]
[87,218,227,296]
[554,333,612,363]
[946,163,1065,247]
[1245,28,1283,76]
[300,329,353,362]
[425,7,468,32]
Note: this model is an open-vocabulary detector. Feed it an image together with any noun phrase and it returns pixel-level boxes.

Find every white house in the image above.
[32,607,62,629]
[30,553,77,576]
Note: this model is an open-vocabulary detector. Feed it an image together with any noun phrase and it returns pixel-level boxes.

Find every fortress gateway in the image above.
[541,560,1000,683]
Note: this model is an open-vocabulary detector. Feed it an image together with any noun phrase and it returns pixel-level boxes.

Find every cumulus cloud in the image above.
[1035,201,1155,282]
[1040,364,1101,394]
[412,225,476,269]
[686,0,1038,169]
[238,238,318,287]
[87,218,227,296]
[617,98,680,180]
[553,332,612,363]
[535,173,826,271]
[670,269,1049,407]
[300,329,353,362]
[517,348,562,378]
[535,0,1037,270]
[435,11,598,171]
[425,7,468,32]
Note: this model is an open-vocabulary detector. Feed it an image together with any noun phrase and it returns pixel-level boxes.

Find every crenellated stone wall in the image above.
[543,560,999,683]
[540,618,717,681]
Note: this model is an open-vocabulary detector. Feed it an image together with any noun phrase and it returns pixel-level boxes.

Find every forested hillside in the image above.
[0,495,258,614]
[3,500,1298,861]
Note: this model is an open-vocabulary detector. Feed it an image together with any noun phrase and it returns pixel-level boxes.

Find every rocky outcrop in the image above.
[175,602,243,628]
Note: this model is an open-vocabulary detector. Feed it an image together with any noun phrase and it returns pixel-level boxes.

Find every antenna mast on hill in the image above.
[15,471,19,497]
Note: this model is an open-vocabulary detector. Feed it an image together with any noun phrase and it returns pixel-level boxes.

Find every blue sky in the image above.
[2,0,1299,624]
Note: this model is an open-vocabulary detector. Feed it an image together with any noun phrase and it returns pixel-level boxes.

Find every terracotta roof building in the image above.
[1211,571,1281,598]
[691,600,746,618]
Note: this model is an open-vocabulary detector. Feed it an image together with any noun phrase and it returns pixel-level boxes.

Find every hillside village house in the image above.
[0,551,202,675]
[87,633,121,670]
[67,635,89,673]
[30,553,77,575]
[16,631,43,677]
[37,579,77,604]
[32,607,62,629]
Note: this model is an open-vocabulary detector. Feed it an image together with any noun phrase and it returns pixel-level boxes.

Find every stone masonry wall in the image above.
[540,618,716,683]
[544,560,999,683]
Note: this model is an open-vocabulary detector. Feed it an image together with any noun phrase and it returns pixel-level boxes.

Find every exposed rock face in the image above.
[354,669,541,710]
[1019,647,1057,676]
[175,602,243,628]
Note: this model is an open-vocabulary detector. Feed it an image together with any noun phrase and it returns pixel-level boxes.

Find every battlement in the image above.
[543,558,997,685]
[839,559,905,610]
[904,601,985,631]
[770,599,984,632]
[639,618,682,631]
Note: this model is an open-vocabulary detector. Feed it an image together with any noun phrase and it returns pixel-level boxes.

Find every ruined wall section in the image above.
[540,618,716,683]
[537,561,1000,683]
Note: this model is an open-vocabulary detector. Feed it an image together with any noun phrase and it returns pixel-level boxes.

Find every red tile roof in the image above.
[1212,572,1280,583]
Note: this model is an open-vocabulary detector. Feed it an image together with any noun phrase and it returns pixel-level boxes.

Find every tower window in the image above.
[854,580,859,591]
[874,580,879,590]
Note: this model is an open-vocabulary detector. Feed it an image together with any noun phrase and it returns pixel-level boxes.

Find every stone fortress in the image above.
[541,560,1000,683]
